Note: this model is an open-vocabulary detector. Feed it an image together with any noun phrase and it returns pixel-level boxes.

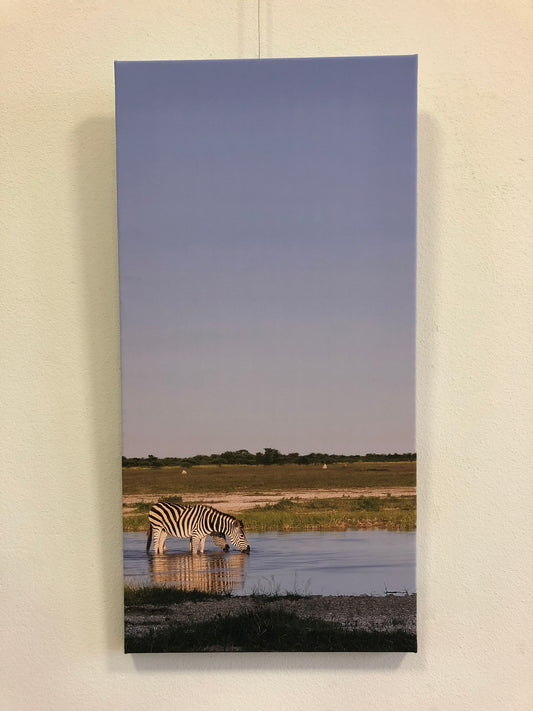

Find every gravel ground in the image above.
[125,594,416,638]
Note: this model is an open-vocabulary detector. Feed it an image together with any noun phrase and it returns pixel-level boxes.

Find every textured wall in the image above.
[2,1,531,709]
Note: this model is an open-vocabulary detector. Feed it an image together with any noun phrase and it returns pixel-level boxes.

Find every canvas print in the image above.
[116,56,417,653]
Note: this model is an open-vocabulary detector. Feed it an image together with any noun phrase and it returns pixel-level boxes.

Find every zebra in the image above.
[146,502,251,555]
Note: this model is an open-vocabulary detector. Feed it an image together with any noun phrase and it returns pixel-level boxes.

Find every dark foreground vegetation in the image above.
[123,460,415,496]
[123,448,416,468]
[125,609,416,653]
[124,587,416,653]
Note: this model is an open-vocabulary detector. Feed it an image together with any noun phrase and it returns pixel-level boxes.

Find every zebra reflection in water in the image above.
[148,551,247,594]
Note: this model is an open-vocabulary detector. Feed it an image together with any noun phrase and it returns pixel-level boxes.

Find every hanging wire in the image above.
[257,0,261,58]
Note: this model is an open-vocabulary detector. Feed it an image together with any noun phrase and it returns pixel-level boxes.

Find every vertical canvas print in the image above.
[116,56,417,653]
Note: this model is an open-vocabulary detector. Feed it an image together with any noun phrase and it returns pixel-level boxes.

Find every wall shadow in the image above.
[75,115,124,658]
[416,111,441,665]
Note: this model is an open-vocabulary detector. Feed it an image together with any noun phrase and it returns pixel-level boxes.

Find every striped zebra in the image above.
[146,502,250,555]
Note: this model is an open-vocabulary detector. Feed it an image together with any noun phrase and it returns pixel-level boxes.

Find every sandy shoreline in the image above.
[123,486,415,514]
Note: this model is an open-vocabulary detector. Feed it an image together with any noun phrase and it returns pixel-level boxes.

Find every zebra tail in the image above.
[146,523,153,553]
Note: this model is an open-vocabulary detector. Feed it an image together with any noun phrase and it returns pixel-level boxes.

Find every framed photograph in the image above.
[116,56,417,653]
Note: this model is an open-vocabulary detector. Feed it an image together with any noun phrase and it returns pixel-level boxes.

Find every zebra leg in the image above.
[151,527,160,553]
[198,536,206,554]
[146,523,153,553]
[158,530,168,554]
[153,528,167,554]
[190,534,202,555]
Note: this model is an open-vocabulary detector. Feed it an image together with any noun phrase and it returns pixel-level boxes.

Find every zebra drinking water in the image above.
[146,502,251,555]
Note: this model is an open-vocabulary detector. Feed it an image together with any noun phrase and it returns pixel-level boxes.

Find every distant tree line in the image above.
[122,449,416,468]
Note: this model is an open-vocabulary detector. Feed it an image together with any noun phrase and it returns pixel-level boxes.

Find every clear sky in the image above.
[115,56,417,458]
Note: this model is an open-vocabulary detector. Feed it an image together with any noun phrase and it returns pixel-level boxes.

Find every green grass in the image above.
[123,495,416,532]
[240,495,416,531]
[123,461,415,496]
[123,514,149,532]
[124,584,229,606]
[125,607,417,653]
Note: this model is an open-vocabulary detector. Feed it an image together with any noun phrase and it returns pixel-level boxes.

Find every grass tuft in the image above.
[237,496,416,532]
[124,584,230,606]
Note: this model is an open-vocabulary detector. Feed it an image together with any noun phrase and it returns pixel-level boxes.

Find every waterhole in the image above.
[124,529,415,596]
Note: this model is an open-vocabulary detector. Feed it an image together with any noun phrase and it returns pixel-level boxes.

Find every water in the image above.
[124,530,416,596]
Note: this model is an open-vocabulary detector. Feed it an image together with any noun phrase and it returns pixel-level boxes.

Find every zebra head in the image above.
[212,533,230,552]
[228,519,250,553]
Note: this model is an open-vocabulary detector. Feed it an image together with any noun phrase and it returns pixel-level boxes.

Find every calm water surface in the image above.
[124,530,416,596]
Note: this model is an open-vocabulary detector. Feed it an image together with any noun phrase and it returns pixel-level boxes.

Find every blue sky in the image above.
[115,56,417,457]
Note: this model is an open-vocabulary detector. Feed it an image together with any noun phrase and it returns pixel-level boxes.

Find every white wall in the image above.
[2,2,531,709]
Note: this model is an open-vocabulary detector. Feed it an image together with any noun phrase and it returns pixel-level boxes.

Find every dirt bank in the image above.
[123,486,416,515]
